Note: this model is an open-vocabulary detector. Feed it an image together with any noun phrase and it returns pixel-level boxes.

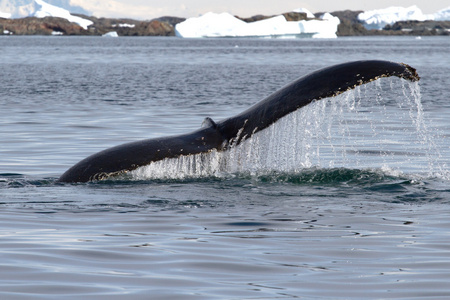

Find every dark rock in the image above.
[237,14,269,22]
[0,16,86,35]
[155,16,186,27]
[133,20,174,36]
[328,10,363,24]
[0,14,176,36]
[384,20,450,35]
[322,10,369,36]
[336,18,370,36]
[282,12,308,21]
[72,14,176,36]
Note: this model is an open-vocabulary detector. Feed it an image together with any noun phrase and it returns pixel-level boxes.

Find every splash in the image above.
[131,78,447,181]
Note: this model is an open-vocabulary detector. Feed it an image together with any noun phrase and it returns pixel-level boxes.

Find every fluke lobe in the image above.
[58,60,419,183]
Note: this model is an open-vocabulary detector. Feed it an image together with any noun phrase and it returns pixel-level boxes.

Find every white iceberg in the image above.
[175,11,340,39]
[175,12,245,38]
[305,13,341,38]
[102,31,118,37]
[358,5,429,29]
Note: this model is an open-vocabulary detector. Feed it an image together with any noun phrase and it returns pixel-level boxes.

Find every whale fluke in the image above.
[58,60,419,183]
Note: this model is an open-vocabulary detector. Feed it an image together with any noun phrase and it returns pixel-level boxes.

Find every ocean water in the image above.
[1,36,450,299]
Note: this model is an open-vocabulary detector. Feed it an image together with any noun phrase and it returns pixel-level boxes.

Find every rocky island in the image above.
[1,2,449,37]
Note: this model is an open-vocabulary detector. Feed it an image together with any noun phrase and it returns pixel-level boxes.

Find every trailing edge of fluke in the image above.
[58,60,419,183]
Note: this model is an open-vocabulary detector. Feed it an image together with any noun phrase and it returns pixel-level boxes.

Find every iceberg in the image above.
[175,11,340,39]
[175,12,246,38]
[304,13,341,38]
[102,31,118,37]
[357,5,428,29]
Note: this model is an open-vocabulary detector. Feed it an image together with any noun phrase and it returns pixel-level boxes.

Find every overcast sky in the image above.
[70,0,449,20]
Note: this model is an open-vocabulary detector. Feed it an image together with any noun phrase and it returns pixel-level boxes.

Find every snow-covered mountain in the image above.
[175,11,340,39]
[433,6,450,21]
[358,5,450,29]
[0,0,92,29]
[0,0,89,16]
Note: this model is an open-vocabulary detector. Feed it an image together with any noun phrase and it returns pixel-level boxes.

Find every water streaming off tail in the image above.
[131,78,446,180]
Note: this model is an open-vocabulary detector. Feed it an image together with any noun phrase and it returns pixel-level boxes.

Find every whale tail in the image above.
[59,60,419,183]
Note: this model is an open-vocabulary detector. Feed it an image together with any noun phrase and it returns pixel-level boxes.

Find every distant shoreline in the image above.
[1,10,449,37]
